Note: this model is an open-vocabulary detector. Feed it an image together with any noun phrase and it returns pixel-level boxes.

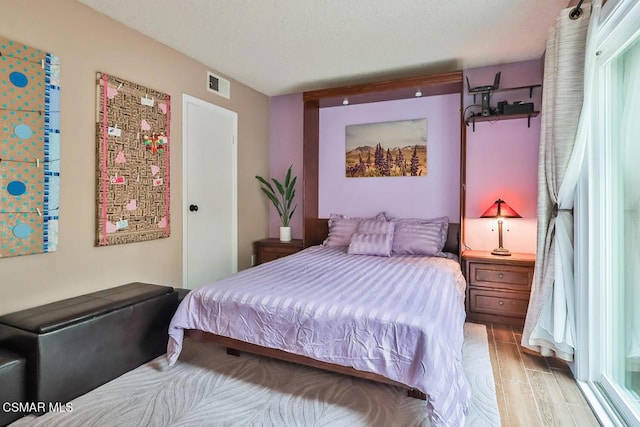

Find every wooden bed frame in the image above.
[302,71,466,253]
[185,329,424,398]
[186,71,466,401]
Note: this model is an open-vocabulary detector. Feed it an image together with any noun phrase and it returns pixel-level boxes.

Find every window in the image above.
[577,1,640,425]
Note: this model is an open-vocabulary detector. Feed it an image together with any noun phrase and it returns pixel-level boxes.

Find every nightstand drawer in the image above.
[469,289,529,318]
[468,263,533,289]
[259,247,297,263]
[253,238,303,266]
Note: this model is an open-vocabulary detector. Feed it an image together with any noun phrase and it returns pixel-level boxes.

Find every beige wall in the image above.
[0,0,270,315]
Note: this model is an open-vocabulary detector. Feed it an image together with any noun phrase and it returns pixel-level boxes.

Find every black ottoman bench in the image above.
[0,282,178,409]
[0,349,26,426]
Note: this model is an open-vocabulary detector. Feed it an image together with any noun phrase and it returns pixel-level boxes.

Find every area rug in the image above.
[13,323,499,426]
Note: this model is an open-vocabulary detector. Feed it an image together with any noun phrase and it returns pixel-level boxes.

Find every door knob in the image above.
[189,204,199,212]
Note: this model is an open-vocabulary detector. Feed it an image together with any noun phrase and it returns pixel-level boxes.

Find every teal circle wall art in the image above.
[7,181,27,196]
[9,71,28,88]
[13,223,33,239]
[14,124,33,139]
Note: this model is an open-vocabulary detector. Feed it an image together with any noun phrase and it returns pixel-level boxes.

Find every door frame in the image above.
[182,94,238,289]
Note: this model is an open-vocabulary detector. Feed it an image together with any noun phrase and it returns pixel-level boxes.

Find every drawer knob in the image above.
[498,300,504,305]
[498,273,504,278]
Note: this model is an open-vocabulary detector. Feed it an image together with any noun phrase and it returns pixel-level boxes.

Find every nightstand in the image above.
[462,250,535,326]
[253,238,303,265]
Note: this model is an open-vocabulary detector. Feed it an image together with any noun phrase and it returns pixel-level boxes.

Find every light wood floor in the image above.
[483,322,601,426]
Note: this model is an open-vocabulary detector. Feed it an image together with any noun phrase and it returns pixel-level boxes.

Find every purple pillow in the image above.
[358,219,395,234]
[323,213,388,247]
[392,221,448,255]
[391,216,449,253]
[323,217,361,247]
[391,215,448,226]
[329,212,387,223]
[348,232,394,257]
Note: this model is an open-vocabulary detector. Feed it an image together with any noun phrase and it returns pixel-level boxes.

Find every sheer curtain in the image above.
[622,40,640,373]
[522,2,599,361]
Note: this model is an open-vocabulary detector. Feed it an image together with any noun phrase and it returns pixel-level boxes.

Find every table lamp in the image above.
[480,198,521,256]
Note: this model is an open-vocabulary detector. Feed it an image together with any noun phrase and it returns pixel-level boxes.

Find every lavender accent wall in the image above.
[268,93,303,238]
[319,95,461,220]
[464,59,542,253]
[268,59,542,253]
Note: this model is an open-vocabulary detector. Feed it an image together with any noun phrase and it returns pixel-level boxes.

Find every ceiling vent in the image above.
[207,71,230,99]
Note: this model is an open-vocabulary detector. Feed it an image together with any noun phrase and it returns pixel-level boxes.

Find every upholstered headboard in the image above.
[443,223,460,254]
[304,218,461,255]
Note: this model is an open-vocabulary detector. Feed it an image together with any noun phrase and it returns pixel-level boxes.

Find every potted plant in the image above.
[255,165,297,242]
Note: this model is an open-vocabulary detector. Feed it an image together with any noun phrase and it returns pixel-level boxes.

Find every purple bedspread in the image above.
[168,246,470,426]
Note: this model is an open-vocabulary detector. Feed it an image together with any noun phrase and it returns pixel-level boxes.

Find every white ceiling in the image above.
[78,0,575,96]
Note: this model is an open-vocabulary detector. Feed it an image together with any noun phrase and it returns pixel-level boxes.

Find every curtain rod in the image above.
[570,0,585,20]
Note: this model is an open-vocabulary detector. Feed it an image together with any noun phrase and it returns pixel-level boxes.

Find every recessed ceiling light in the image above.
[415,90,422,97]
[342,98,349,105]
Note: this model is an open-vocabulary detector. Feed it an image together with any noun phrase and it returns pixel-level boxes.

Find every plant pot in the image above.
[279,226,291,242]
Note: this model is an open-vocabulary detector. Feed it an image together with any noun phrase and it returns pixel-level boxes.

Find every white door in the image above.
[183,95,237,289]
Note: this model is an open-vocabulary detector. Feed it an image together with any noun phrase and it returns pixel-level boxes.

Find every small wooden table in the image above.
[461,250,535,326]
[253,238,303,266]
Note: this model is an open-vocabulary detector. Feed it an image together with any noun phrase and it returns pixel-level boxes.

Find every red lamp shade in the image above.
[480,199,521,256]
[480,199,521,219]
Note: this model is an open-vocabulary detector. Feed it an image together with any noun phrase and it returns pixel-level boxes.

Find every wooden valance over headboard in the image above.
[302,71,467,255]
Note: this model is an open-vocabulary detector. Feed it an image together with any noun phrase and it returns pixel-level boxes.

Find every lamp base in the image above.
[491,247,512,256]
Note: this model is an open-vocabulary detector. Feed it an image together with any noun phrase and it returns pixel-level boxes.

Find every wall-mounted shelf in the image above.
[465,111,540,132]
[465,81,541,131]
[471,84,541,104]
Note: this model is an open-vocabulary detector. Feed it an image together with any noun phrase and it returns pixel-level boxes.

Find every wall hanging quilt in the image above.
[0,36,60,258]
[95,73,170,246]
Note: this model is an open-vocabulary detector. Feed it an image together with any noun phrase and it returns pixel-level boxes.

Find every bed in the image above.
[168,219,470,426]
